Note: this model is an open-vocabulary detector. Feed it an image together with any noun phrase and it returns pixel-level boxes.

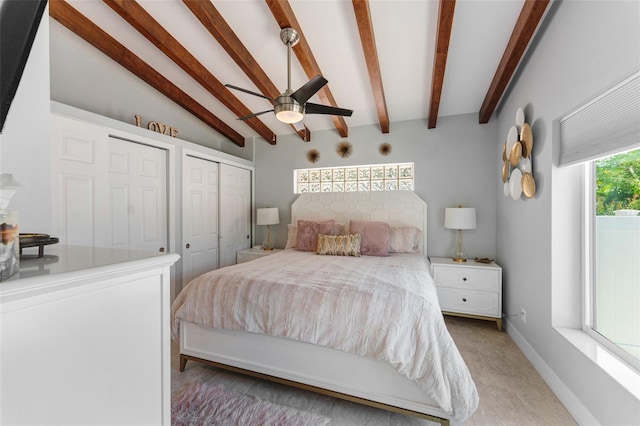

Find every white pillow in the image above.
[389,226,422,253]
[285,224,297,249]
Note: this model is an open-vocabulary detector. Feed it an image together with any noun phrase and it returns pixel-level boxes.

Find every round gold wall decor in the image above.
[306,149,320,163]
[509,141,522,166]
[502,160,509,183]
[520,123,533,158]
[379,143,392,156]
[522,172,536,198]
[502,142,507,162]
[337,141,353,158]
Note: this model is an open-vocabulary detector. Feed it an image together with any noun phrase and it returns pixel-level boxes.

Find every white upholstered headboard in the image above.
[291,191,428,254]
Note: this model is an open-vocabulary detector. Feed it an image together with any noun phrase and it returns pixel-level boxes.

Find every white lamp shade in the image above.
[257,207,280,226]
[444,207,476,230]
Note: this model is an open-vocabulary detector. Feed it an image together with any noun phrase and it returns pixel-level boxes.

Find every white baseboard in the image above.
[504,318,599,426]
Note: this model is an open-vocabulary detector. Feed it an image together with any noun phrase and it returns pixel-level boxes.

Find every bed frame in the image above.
[179,192,457,425]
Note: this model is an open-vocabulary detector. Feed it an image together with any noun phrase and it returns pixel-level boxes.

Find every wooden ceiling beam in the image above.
[352,0,389,134]
[428,0,456,129]
[104,0,276,145]
[183,0,310,142]
[478,0,549,124]
[266,0,349,138]
[49,0,245,146]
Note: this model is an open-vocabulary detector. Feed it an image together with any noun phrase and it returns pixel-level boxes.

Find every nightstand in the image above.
[430,257,503,331]
[236,247,283,264]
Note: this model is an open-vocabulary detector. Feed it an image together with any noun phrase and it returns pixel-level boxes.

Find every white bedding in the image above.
[171,250,479,422]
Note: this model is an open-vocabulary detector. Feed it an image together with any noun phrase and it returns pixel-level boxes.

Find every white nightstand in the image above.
[430,257,503,331]
[236,247,283,264]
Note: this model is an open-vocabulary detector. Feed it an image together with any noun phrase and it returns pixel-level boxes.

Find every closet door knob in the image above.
[462,277,467,282]
[462,298,467,302]
[159,247,165,253]
[186,243,190,249]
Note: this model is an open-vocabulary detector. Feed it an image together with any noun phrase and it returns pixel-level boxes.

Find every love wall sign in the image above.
[134,115,178,138]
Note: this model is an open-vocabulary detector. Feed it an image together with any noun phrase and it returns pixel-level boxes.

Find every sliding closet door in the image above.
[182,155,219,286]
[108,137,168,253]
[51,116,168,252]
[219,164,251,268]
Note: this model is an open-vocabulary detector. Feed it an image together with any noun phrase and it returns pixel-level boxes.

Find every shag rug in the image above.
[172,381,331,426]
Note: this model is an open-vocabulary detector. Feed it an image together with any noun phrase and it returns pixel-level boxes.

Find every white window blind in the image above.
[559,71,640,166]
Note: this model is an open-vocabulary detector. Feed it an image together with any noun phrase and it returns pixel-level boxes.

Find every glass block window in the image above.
[294,163,414,194]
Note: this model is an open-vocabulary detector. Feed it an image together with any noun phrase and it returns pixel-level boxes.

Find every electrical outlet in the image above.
[520,308,527,324]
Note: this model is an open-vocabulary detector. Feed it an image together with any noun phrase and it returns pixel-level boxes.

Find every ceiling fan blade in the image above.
[305,103,353,117]
[237,109,274,120]
[225,84,272,100]
[290,75,328,104]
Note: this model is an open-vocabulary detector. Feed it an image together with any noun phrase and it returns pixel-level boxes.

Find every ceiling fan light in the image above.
[274,98,304,123]
[276,110,304,123]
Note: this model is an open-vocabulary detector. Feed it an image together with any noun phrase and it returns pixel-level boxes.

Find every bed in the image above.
[171,192,478,425]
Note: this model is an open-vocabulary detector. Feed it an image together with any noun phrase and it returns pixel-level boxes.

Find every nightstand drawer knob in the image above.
[462,277,467,281]
[462,298,467,302]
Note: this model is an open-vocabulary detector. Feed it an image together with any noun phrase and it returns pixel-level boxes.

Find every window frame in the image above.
[292,162,414,195]
[584,160,640,371]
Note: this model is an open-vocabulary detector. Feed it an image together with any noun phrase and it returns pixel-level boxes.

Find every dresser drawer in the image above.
[433,266,500,292]
[437,287,500,318]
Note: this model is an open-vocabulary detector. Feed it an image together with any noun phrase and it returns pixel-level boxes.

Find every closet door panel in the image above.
[183,155,219,286]
[219,164,251,268]
[108,137,168,253]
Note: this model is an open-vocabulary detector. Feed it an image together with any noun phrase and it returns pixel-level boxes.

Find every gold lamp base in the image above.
[452,256,467,263]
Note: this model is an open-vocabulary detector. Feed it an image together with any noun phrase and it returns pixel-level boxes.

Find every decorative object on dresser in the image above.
[237,247,282,264]
[502,106,536,200]
[444,205,476,262]
[256,207,279,251]
[431,257,503,331]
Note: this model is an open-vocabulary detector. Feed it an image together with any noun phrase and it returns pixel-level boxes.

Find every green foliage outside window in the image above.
[595,148,640,215]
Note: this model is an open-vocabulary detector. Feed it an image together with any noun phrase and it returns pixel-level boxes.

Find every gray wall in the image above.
[48,19,252,162]
[0,5,51,234]
[254,114,498,258]
[494,1,640,424]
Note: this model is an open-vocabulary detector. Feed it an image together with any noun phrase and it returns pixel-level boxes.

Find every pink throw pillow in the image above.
[295,220,335,251]
[349,220,391,256]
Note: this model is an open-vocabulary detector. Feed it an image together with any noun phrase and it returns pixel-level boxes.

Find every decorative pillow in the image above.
[333,221,349,236]
[316,233,361,257]
[349,220,391,256]
[390,226,422,253]
[295,220,335,251]
[285,224,297,249]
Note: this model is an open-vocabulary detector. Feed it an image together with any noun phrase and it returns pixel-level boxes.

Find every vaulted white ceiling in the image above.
[51,0,549,146]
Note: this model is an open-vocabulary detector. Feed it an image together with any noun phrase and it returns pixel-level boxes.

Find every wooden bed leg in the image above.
[179,355,188,372]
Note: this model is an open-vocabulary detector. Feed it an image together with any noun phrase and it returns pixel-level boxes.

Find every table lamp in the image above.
[444,205,476,262]
[256,207,279,251]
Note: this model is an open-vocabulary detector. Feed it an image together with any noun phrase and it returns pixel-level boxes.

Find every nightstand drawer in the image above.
[437,287,500,318]
[433,266,500,292]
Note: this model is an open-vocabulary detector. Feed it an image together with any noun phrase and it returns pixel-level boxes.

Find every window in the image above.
[586,147,640,370]
[293,163,414,194]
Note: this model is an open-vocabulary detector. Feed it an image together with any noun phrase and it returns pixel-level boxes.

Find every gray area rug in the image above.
[172,381,331,426]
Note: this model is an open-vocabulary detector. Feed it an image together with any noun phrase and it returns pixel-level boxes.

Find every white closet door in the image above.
[182,155,219,286]
[219,164,251,268]
[51,115,109,246]
[108,137,168,253]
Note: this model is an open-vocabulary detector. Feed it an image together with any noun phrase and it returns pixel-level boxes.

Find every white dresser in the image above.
[430,257,503,331]
[1,245,179,425]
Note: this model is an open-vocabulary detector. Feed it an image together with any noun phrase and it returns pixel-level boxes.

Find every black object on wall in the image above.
[0,0,48,133]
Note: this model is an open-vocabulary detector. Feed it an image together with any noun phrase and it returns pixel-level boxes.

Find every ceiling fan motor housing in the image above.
[274,94,304,123]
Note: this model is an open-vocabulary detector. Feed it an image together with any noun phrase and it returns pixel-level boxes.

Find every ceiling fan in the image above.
[225,27,353,124]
